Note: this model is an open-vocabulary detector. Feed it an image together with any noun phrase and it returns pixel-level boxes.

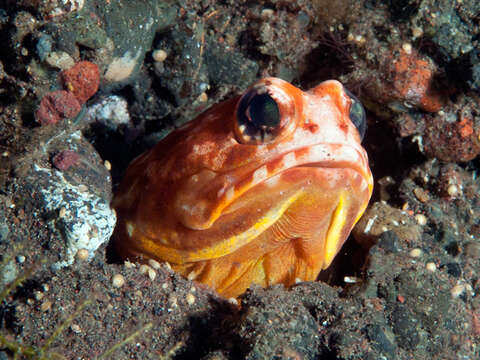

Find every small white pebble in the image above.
[409,248,423,258]
[139,264,150,274]
[148,258,161,270]
[42,284,49,292]
[6,199,15,208]
[168,294,178,308]
[164,262,172,271]
[261,8,274,19]
[425,262,436,272]
[197,92,208,103]
[112,274,125,288]
[59,207,67,218]
[45,51,75,70]
[124,260,136,268]
[187,269,200,281]
[147,267,156,281]
[76,248,89,261]
[104,160,112,171]
[294,277,303,284]
[227,297,238,306]
[447,184,459,197]
[344,276,360,284]
[186,293,195,305]
[34,291,44,301]
[412,26,423,38]
[364,215,377,234]
[16,255,26,264]
[161,283,169,290]
[77,184,88,192]
[152,49,168,62]
[354,34,366,45]
[402,42,412,54]
[415,214,427,226]
[40,300,52,312]
[70,324,81,333]
[450,284,465,298]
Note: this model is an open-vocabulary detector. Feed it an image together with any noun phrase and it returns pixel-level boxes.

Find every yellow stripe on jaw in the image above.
[322,192,348,269]
[139,189,305,264]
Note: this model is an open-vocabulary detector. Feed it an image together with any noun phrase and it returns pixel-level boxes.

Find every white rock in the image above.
[86,95,131,130]
[34,163,116,270]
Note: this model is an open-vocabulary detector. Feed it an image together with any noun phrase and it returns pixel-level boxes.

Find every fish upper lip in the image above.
[259,142,370,180]
[214,142,371,201]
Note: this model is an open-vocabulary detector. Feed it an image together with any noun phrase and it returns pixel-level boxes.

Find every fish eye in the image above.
[235,89,282,144]
[345,89,367,141]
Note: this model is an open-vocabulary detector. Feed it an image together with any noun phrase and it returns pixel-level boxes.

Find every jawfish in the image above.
[113,77,373,298]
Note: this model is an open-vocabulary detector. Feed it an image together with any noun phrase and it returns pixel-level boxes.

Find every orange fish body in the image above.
[113,78,373,298]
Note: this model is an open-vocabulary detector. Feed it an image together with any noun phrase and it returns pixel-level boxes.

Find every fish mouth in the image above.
[210,142,372,220]
[230,142,373,196]
[173,142,372,234]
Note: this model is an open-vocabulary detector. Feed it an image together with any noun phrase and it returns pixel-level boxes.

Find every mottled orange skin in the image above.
[113,78,373,298]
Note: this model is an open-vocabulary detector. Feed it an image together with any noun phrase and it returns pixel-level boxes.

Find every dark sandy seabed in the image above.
[0,0,480,359]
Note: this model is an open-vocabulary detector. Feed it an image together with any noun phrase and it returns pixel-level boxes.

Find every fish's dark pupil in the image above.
[236,89,282,143]
[247,93,280,128]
